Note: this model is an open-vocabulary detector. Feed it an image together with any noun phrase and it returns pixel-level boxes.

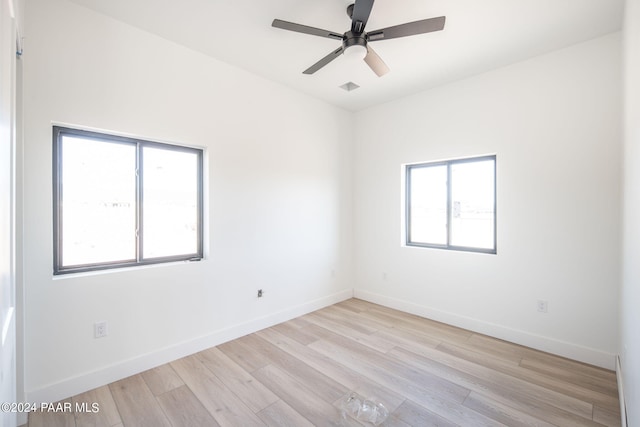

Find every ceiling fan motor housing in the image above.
[343,30,368,51]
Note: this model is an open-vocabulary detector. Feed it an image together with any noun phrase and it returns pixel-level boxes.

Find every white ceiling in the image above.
[68,0,623,112]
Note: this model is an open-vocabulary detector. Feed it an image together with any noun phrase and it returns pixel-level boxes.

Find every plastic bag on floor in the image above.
[339,391,388,426]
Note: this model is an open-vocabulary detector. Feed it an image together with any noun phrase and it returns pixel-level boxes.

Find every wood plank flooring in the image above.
[27,299,620,427]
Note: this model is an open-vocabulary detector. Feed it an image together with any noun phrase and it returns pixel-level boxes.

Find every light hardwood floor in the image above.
[27,299,620,426]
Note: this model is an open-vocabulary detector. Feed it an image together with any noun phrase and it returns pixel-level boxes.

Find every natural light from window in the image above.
[142,146,200,258]
[406,156,496,253]
[54,127,203,274]
[61,136,137,266]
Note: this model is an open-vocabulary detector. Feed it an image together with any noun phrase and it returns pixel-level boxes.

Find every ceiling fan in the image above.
[272,0,445,77]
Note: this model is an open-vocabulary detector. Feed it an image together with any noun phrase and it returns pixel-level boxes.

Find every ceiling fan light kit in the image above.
[343,44,368,60]
[272,0,445,77]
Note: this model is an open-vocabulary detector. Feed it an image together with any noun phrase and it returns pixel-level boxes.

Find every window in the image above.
[53,126,203,274]
[405,155,496,253]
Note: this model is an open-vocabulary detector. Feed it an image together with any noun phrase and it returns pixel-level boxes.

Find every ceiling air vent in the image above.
[339,81,360,92]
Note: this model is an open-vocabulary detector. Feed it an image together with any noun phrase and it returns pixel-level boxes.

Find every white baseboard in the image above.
[617,356,628,427]
[26,289,353,404]
[354,289,616,370]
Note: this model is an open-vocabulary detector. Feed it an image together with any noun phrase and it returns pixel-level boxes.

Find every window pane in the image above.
[450,159,495,249]
[409,165,447,245]
[142,147,199,259]
[61,136,136,266]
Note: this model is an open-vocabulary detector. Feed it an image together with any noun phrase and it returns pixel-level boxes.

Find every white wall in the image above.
[22,0,354,402]
[354,33,621,368]
[621,0,640,420]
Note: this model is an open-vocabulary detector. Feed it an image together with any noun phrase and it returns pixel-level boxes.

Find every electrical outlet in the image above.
[94,321,108,338]
[536,300,548,313]
[257,289,263,298]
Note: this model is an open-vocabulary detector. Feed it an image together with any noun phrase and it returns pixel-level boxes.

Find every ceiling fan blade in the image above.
[367,16,445,41]
[351,0,374,33]
[303,46,344,74]
[272,19,343,40]
[364,46,389,77]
